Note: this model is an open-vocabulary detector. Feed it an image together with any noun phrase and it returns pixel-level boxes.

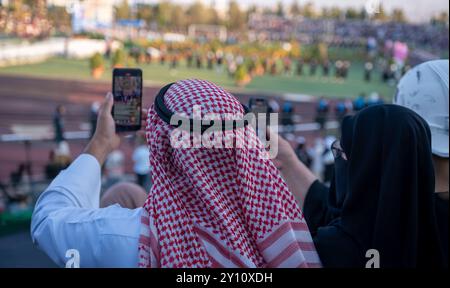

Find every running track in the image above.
[0,75,329,182]
[0,75,332,267]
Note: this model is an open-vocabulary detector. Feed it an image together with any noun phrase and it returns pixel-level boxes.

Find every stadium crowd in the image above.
[0,0,448,270]
[248,15,449,53]
[27,59,448,268]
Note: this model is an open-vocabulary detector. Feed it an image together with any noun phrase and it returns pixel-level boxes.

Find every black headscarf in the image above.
[329,104,445,268]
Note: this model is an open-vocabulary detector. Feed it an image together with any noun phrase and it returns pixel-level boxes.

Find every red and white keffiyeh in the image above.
[138,79,321,268]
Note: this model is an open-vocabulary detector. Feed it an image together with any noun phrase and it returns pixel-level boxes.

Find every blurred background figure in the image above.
[281,101,294,132]
[53,104,66,144]
[309,59,318,76]
[295,136,312,169]
[44,150,61,180]
[283,57,292,75]
[334,60,343,79]
[366,92,384,106]
[344,99,354,115]
[342,61,351,79]
[366,37,377,59]
[335,99,348,125]
[10,163,29,192]
[310,137,325,180]
[322,136,336,186]
[364,61,374,82]
[216,50,224,73]
[296,58,304,76]
[103,149,125,189]
[90,101,101,138]
[315,97,329,131]
[132,135,151,191]
[268,98,280,114]
[322,60,331,77]
[44,143,71,181]
[3,163,31,213]
[353,94,366,112]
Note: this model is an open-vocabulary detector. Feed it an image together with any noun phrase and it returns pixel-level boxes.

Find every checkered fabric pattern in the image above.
[138,79,321,268]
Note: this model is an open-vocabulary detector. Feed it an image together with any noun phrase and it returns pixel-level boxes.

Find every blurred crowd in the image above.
[0,88,386,215]
[249,15,449,53]
[28,61,449,268]
[119,35,413,89]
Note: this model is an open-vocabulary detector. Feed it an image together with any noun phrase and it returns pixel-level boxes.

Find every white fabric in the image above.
[395,60,449,158]
[31,154,142,268]
[31,153,261,268]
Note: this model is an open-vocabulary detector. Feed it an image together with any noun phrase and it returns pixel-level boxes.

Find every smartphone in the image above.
[112,68,142,132]
[249,98,269,137]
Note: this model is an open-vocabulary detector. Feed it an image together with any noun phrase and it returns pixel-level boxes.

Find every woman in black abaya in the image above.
[277,104,446,267]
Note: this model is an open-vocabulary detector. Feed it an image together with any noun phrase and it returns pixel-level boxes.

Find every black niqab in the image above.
[331,104,445,267]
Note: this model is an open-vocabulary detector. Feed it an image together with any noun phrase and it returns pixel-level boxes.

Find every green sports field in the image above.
[0,57,396,100]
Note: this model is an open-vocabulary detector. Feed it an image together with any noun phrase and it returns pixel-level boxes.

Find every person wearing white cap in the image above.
[394,60,449,196]
[394,59,448,266]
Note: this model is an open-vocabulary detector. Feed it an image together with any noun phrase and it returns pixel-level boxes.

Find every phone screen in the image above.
[112,69,142,131]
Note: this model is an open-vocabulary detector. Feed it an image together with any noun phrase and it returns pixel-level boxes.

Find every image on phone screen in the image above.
[113,69,142,131]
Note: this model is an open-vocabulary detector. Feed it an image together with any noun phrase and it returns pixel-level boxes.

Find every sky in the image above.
[134,0,449,23]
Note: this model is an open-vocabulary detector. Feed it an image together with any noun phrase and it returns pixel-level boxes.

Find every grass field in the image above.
[0,57,396,99]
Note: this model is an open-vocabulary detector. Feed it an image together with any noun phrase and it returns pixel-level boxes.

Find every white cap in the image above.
[394,60,449,158]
